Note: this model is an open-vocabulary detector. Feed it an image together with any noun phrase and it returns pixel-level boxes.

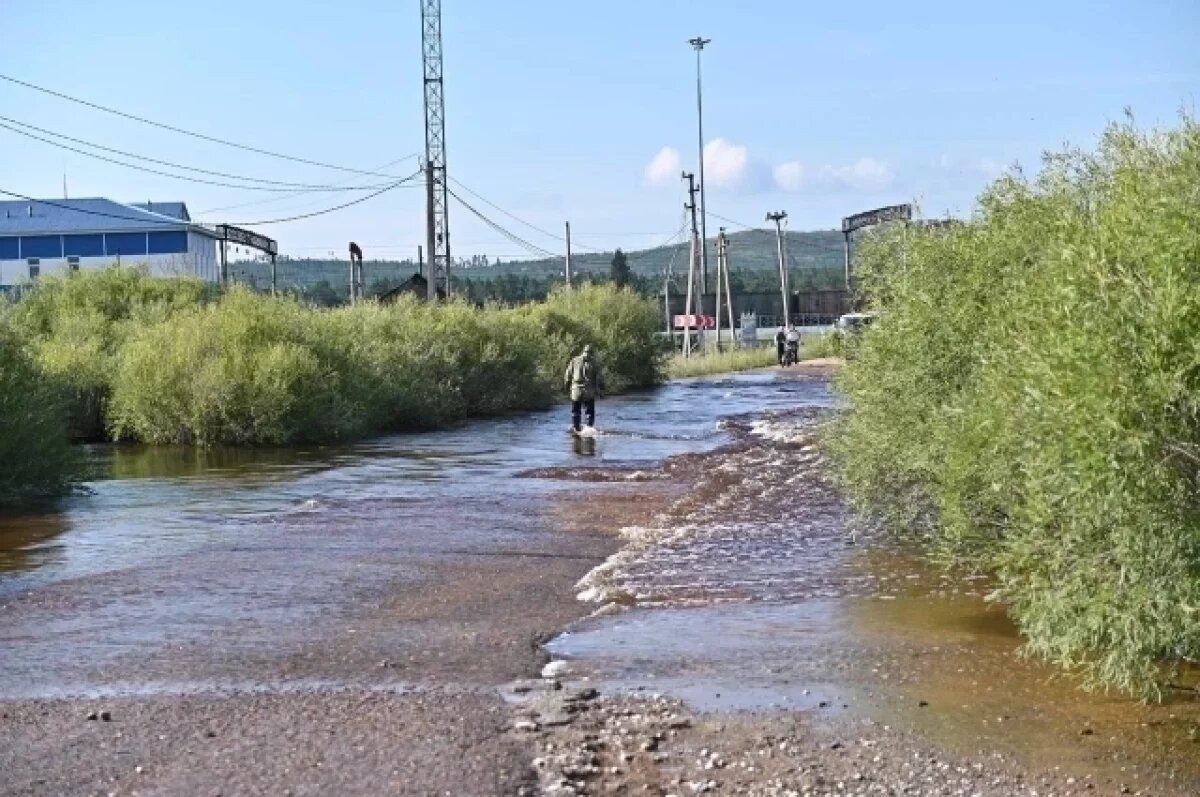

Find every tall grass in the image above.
[666,345,777,379]
[828,117,1200,698]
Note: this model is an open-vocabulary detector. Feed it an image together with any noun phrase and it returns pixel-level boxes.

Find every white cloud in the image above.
[703,138,750,189]
[773,161,806,192]
[643,146,681,187]
[773,156,896,193]
[831,157,895,192]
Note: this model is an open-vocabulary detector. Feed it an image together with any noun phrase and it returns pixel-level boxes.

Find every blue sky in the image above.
[0,0,1196,259]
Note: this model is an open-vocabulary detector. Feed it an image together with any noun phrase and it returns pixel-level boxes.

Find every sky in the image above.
[0,0,1197,260]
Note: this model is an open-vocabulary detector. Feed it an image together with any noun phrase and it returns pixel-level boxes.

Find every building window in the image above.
[68,256,80,272]
[27,258,40,279]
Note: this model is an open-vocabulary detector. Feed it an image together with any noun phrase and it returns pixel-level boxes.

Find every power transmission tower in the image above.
[767,211,790,328]
[688,36,711,302]
[682,171,701,357]
[421,0,450,300]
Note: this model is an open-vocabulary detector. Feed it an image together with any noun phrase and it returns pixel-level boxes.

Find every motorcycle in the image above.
[782,340,799,367]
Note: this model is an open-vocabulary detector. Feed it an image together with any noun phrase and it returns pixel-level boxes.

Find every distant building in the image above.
[377,273,445,303]
[0,198,221,287]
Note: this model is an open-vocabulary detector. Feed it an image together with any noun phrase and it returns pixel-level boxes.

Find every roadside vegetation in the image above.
[0,277,662,496]
[0,320,83,504]
[828,117,1200,698]
[666,344,777,379]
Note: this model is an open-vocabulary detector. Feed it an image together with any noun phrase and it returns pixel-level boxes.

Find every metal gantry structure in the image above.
[421,0,450,300]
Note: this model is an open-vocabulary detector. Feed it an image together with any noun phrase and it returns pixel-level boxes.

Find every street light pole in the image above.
[689,36,711,307]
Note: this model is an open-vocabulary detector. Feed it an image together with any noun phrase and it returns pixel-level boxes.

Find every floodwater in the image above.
[2,370,1197,789]
[546,396,1200,789]
[0,373,823,700]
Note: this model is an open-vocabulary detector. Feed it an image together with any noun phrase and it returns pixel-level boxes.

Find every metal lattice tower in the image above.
[421,0,450,299]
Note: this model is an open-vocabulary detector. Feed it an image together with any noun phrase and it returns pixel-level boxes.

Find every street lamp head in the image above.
[689,37,711,49]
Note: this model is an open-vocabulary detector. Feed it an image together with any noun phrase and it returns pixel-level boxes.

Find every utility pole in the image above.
[418,245,424,277]
[715,228,734,348]
[767,211,790,328]
[689,36,711,303]
[564,221,572,287]
[682,171,701,357]
[421,0,450,300]
[714,228,725,349]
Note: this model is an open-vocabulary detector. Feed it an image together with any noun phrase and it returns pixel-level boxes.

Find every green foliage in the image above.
[666,345,777,379]
[4,266,208,438]
[538,284,665,393]
[828,117,1200,698]
[0,320,82,503]
[610,249,632,288]
[105,283,662,445]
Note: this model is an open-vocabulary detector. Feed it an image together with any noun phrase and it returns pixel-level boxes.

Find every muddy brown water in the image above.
[2,371,1198,791]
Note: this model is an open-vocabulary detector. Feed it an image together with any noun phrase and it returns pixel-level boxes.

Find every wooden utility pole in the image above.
[564,221,572,287]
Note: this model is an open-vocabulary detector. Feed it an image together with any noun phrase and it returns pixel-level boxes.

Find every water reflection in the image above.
[0,511,69,572]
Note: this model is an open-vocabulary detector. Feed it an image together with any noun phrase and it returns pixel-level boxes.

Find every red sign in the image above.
[673,314,716,329]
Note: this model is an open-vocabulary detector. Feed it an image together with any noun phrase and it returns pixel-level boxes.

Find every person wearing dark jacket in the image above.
[774,327,787,366]
[564,344,602,431]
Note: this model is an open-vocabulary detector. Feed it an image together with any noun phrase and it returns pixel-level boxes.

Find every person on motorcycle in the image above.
[783,324,801,366]
[774,327,786,366]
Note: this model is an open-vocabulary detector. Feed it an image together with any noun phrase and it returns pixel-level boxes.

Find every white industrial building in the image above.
[0,198,221,287]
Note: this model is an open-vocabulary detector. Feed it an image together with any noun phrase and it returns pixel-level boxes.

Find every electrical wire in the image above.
[446,187,559,259]
[220,171,422,226]
[0,171,419,228]
[0,115,405,191]
[196,156,422,215]
[447,177,609,254]
[0,120,400,193]
[0,72,407,179]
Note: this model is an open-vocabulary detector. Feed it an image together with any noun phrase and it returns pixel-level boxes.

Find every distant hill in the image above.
[229,228,845,295]
[477,228,845,278]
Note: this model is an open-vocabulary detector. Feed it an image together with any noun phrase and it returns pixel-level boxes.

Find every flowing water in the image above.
[1,371,1197,788]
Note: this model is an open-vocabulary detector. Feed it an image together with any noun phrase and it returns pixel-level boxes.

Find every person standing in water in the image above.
[564,344,602,432]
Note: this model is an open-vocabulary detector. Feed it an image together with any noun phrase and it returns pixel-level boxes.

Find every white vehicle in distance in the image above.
[835,312,878,333]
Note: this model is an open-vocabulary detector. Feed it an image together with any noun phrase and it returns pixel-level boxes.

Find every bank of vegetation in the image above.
[828,118,1199,698]
[0,275,663,500]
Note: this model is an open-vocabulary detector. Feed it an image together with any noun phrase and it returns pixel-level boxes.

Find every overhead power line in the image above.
[446,187,559,259]
[197,156,423,215]
[0,72,408,179]
[448,177,606,253]
[0,172,420,228]
[0,120,400,193]
[0,115,406,191]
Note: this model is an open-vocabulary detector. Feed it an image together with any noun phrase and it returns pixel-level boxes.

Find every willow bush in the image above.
[5,267,208,439]
[0,320,82,503]
[107,283,663,445]
[829,117,1200,697]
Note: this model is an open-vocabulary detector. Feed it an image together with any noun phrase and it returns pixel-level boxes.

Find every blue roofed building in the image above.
[0,198,221,286]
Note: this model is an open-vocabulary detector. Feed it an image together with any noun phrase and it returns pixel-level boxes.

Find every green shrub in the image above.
[5,266,207,438]
[828,117,1200,698]
[0,320,81,503]
[105,283,663,445]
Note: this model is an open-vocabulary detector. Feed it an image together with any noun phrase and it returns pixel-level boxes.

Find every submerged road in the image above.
[2,367,1197,796]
